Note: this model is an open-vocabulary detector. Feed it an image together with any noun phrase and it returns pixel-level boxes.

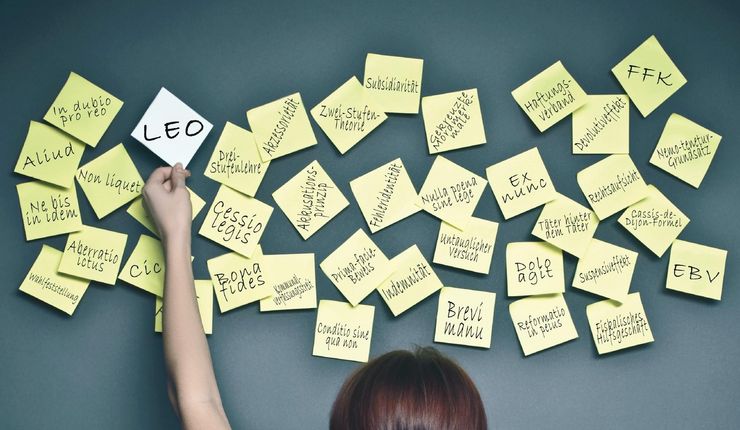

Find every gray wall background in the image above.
[2,0,738,428]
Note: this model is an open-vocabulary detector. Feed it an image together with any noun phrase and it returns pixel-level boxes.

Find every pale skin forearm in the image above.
[144,164,230,429]
[162,233,230,428]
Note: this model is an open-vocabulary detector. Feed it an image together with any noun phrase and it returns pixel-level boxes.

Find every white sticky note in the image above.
[131,87,213,167]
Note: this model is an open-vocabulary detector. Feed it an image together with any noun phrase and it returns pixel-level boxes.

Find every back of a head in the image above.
[330,346,487,430]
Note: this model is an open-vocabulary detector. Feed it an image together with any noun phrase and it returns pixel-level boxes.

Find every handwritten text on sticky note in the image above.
[17,180,82,241]
[511,61,588,132]
[313,299,375,363]
[199,185,272,258]
[510,293,578,356]
[434,286,495,349]
[272,160,348,240]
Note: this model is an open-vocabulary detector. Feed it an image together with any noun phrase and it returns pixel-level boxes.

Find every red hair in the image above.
[330,347,487,430]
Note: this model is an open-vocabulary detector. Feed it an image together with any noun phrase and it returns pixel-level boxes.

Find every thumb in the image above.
[171,163,188,190]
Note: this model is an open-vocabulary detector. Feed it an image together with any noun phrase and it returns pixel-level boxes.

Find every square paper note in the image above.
[119,234,191,297]
[486,147,557,219]
[510,293,578,356]
[416,156,487,229]
[531,193,599,258]
[572,95,629,154]
[20,245,90,315]
[422,88,486,154]
[311,76,387,154]
[155,280,214,334]
[577,154,648,220]
[76,143,144,218]
[207,247,271,313]
[131,87,213,167]
[511,61,588,132]
[350,158,421,233]
[247,92,317,161]
[649,114,722,188]
[506,242,564,297]
[572,239,638,302]
[43,72,123,147]
[377,245,443,317]
[127,187,206,237]
[260,253,317,312]
[204,122,270,196]
[199,185,273,258]
[433,217,499,275]
[320,229,391,306]
[363,53,423,114]
[434,287,495,349]
[59,225,128,285]
[273,160,349,240]
[612,35,687,117]
[313,299,375,363]
[618,185,689,257]
[666,240,727,300]
[14,121,86,188]
[587,292,653,354]
[17,181,82,241]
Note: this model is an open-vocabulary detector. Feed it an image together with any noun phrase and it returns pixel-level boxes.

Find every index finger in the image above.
[146,166,173,185]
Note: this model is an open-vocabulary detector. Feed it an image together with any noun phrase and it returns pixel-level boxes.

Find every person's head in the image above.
[330,346,487,430]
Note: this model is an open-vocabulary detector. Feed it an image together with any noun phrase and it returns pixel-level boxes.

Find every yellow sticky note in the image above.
[377,245,443,316]
[587,292,654,354]
[577,154,649,220]
[155,280,214,334]
[532,193,599,258]
[422,88,486,154]
[649,114,722,188]
[43,72,123,147]
[434,287,495,349]
[572,95,629,154]
[433,217,499,275]
[58,225,128,285]
[127,187,206,237]
[208,246,271,313]
[272,160,349,240]
[19,245,90,315]
[199,185,273,257]
[247,92,317,161]
[509,293,578,356]
[612,35,687,117]
[17,181,82,241]
[572,239,638,302]
[310,76,387,154]
[350,158,421,233]
[506,242,564,297]
[666,240,727,300]
[119,234,191,297]
[259,253,317,312]
[363,53,423,114]
[319,229,391,306]
[618,185,689,257]
[486,147,557,219]
[416,156,487,229]
[14,121,86,188]
[313,300,375,362]
[511,61,588,132]
[204,122,270,196]
[76,143,144,218]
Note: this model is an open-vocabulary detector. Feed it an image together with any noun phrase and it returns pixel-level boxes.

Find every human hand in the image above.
[143,163,193,246]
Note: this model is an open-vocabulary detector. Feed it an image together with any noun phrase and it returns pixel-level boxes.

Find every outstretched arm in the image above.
[143,164,230,430]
